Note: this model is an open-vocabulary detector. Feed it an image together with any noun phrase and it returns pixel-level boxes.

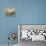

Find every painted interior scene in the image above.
[18,25,46,46]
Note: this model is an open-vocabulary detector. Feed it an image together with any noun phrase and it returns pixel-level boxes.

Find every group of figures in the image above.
[21,29,46,41]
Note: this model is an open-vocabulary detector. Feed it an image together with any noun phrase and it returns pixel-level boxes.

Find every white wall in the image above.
[21,25,46,30]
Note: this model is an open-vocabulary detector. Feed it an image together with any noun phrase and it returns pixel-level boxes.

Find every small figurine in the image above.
[8,32,16,41]
[8,32,16,46]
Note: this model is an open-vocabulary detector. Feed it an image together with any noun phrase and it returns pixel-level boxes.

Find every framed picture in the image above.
[4,8,16,16]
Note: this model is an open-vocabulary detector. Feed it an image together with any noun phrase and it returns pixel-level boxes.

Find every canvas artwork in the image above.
[4,8,16,16]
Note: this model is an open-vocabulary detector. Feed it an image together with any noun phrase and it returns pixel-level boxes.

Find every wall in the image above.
[0,0,46,44]
[20,25,46,31]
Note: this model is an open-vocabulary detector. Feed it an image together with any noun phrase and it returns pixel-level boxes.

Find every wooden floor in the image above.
[0,40,46,46]
[19,40,46,46]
